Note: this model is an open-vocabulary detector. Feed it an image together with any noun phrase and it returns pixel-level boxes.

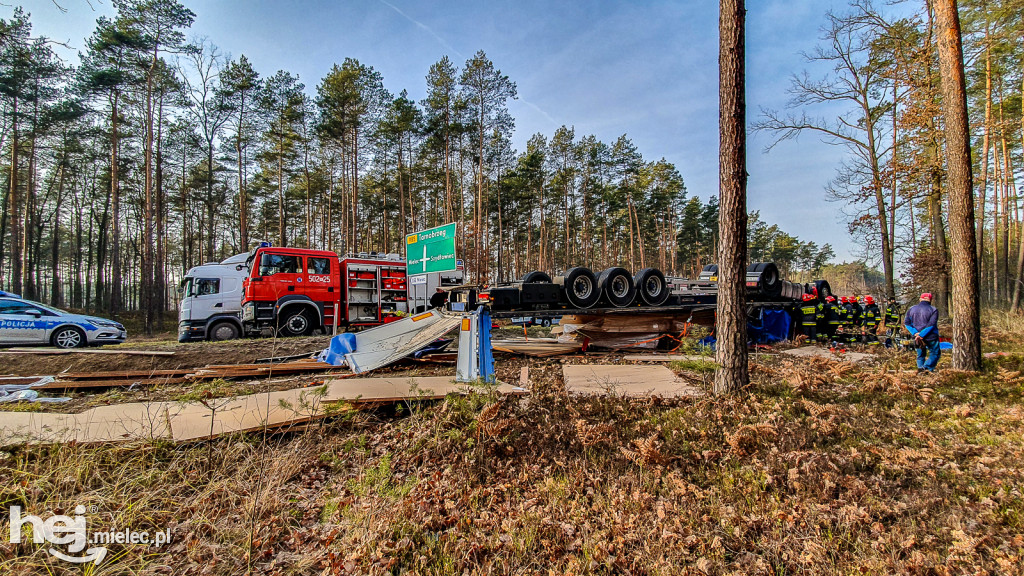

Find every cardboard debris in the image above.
[781,346,875,363]
[559,311,712,350]
[563,364,704,398]
[0,376,527,446]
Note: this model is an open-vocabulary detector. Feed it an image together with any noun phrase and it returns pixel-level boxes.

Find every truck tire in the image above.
[522,270,552,284]
[540,318,552,327]
[278,308,313,337]
[555,267,600,309]
[747,262,781,296]
[809,279,831,300]
[208,321,240,341]
[635,267,670,306]
[598,267,636,307]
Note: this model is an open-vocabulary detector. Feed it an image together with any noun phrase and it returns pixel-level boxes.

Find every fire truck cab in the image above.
[240,245,342,337]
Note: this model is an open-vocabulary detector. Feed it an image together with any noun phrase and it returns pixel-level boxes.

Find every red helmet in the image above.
[865,296,874,305]
[826,296,836,303]
[802,293,816,302]
[840,296,848,303]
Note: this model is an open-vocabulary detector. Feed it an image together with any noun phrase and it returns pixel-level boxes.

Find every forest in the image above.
[0,0,1020,335]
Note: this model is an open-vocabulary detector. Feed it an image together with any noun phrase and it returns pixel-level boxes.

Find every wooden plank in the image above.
[622,354,715,363]
[0,348,175,356]
[491,339,583,358]
[562,364,704,398]
[58,369,194,380]
[33,377,191,390]
[519,366,529,388]
[0,377,49,386]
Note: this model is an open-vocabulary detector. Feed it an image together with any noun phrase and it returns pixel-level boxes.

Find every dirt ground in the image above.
[0,335,335,376]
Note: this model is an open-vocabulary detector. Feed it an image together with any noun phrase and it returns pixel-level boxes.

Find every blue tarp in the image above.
[747,308,791,344]
[316,332,357,366]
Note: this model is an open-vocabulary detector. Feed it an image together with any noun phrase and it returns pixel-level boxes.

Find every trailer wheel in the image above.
[556,267,600,309]
[522,270,552,284]
[598,267,636,307]
[635,267,670,306]
[278,309,312,337]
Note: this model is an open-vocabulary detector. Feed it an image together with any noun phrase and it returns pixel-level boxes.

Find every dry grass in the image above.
[2,322,1024,574]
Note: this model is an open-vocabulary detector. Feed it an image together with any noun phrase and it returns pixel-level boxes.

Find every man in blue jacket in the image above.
[904,293,940,372]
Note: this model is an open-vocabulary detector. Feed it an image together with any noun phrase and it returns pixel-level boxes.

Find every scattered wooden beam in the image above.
[491,339,583,358]
[622,354,715,363]
[57,369,194,380]
[33,377,191,390]
[0,348,176,356]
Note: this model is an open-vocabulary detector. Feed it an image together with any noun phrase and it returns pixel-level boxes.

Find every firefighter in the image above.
[823,295,843,344]
[798,293,818,342]
[850,296,865,343]
[884,298,902,346]
[862,295,880,344]
[815,291,827,343]
[838,296,854,343]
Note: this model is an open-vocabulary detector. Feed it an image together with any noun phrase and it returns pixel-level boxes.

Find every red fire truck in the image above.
[240,245,411,336]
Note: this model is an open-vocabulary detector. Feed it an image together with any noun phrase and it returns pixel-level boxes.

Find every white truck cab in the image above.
[178,253,249,342]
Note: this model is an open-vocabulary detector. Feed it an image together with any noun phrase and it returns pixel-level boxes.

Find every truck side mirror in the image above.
[235,264,244,271]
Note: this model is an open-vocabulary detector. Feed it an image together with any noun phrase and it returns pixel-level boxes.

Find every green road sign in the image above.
[406,223,457,275]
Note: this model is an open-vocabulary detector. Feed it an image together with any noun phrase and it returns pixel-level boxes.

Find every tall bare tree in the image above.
[715,0,748,395]
[934,0,981,371]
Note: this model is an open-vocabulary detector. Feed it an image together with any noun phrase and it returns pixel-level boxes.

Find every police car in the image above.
[0,291,127,348]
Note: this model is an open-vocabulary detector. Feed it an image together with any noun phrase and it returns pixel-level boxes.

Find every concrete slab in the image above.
[562,364,704,398]
[780,346,874,363]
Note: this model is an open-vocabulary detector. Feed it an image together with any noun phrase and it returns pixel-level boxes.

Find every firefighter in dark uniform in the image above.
[850,296,864,343]
[815,292,827,343]
[884,299,902,346]
[839,295,856,340]
[862,295,880,344]
[823,295,843,344]
[798,293,818,342]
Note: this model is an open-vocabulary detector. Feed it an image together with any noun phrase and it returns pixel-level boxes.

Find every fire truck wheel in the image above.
[598,267,636,307]
[635,268,670,306]
[278,309,313,337]
[208,321,239,341]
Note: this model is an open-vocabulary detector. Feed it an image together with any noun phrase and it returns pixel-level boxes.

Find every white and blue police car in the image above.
[0,290,127,348]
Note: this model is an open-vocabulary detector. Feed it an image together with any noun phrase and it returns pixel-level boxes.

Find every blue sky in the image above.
[17,0,879,261]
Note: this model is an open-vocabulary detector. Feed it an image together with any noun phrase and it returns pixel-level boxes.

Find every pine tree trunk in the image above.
[934,0,980,371]
[8,95,21,295]
[715,0,749,395]
[109,92,122,318]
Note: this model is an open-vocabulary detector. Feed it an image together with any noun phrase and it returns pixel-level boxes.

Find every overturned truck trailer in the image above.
[478,263,831,349]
